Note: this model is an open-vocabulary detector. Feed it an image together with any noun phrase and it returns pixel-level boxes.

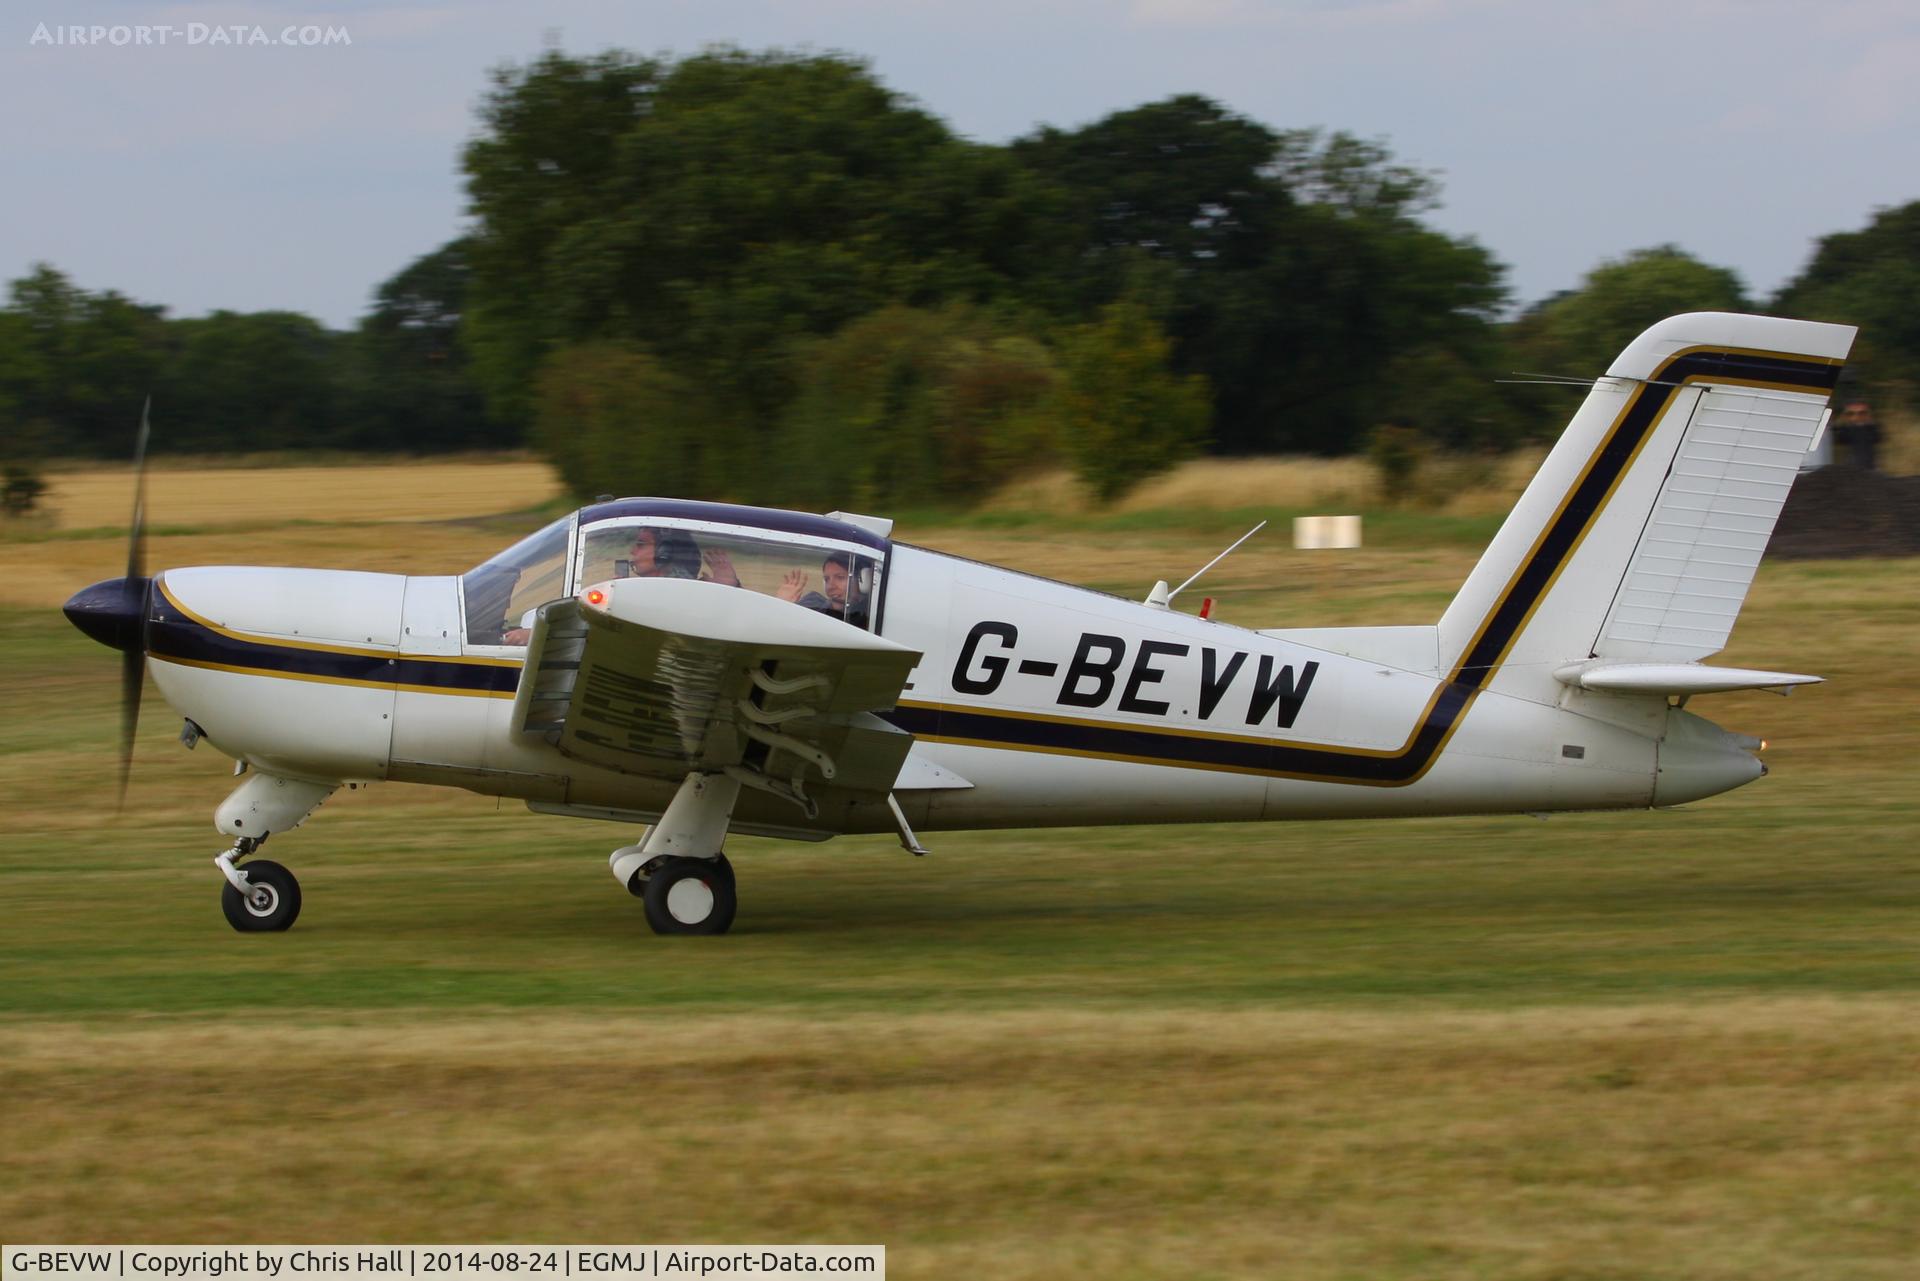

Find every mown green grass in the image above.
[4,788,1914,1017]
[3,551,1916,1018]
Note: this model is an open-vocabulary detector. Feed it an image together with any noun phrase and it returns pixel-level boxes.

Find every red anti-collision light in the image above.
[585,588,606,607]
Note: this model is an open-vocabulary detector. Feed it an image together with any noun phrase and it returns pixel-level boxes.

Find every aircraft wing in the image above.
[511,577,923,800]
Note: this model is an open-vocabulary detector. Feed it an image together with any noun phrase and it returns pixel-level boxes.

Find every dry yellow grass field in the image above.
[4,454,1481,614]
[978,449,1554,520]
[981,456,1382,516]
[1110,450,1549,518]
[5,1003,1915,1277]
[4,522,525,612]
[35,457,564,530]
[5,457,564,610]
[978,405,1919,519]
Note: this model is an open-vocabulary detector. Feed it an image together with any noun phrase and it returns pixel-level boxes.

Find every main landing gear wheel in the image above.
[641,856,737,936]
[221,858,302,932]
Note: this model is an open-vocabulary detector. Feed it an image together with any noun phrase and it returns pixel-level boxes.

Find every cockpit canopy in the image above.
[460,499,890,648]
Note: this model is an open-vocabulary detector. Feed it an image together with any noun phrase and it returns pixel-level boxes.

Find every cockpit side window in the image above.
[460,514,574,646]
[577,521,879,630]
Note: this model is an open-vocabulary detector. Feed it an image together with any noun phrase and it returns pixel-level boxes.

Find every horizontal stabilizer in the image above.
[1553,661,1822,696]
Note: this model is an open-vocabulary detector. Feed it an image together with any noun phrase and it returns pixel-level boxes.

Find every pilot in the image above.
[778,551,866,623]
[634,526,744,588]
[633,527,696,579]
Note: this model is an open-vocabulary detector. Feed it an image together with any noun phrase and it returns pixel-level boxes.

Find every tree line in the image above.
[0,242,500,463]
[3,47,1916,505]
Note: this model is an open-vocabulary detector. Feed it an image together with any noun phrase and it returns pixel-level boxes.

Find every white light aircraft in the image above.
[65,313,1852,935]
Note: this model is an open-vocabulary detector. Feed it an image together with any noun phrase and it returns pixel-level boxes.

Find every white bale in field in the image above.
[1293,514,1362,549]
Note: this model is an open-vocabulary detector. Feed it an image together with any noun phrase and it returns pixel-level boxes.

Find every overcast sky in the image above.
[6,0,1917,329]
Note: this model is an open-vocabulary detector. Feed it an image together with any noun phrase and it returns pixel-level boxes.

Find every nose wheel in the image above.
[219,856,302,932]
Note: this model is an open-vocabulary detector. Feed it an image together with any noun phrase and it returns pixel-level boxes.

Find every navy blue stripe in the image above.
[888,698,1474,783]
[147,608,521,694]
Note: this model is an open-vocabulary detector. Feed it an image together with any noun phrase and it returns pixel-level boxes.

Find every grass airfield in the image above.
[3,460,1917,1278]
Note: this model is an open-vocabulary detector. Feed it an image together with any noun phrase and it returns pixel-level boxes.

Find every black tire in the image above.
[641,856,737,935]
[221,858,302,932]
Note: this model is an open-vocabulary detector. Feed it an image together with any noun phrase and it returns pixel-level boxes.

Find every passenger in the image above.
[778,551,866,622]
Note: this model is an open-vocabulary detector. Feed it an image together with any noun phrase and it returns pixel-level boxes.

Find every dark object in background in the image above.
[2,462,47,516]
[1773,465,1920,558]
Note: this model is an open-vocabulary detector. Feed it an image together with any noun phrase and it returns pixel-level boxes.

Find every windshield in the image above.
[460,513,574,646]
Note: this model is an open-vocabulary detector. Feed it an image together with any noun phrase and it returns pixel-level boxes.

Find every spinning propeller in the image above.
[62,401,154,808]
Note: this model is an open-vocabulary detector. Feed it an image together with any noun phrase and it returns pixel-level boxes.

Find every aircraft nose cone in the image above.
[63,576,151,654]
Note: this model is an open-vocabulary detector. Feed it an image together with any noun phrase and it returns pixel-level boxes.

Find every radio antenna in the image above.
[1144,520,1267,609]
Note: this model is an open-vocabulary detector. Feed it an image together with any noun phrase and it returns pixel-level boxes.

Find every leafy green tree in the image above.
[1373,338,1529,451]
[1367,424,1430,505]
[533,341,719,501]
[2,265,169,456]
[0,310,43,441]
[1012,95,1286,291]
[1774,202,1920,404]
[340,239,498,451]
[460,51,668,428]
[3,264,82,435]
[1052,301,1208,502]
[68,291,169,453]
[778,305,1057,508]
[1014,106,1507,455]
[2,265,364,458]
[1517,245,1748,380]
[1225,194,1508,453]
[156,311,340,453]
[463,47,1065,448]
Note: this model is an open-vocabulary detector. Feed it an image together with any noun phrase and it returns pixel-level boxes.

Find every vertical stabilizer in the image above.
[1436,313,1853,700]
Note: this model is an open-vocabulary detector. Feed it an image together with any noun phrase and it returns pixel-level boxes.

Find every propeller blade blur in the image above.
[117,400,152,809]
[117,643,143,809]
[126,398,150,582]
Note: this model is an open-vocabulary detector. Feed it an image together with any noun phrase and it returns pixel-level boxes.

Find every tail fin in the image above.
[1436,313,1853,695]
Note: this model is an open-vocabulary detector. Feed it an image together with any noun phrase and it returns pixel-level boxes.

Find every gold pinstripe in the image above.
[155,580,522,669]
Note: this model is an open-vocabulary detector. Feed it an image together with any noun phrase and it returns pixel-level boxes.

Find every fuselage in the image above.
[131,529,1761,842]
